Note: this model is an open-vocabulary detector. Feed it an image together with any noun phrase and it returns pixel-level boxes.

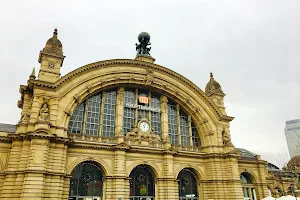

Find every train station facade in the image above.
[0,30,296,200]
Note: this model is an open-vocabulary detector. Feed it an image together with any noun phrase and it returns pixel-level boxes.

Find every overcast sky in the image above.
[1,0,299,167]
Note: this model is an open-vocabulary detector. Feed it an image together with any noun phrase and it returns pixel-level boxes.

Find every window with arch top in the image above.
[68,87,201,147]
[240,173,257,200]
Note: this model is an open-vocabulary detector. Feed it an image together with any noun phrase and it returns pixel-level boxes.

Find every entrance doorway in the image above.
[129,165,155,200]
[69,161,104,200]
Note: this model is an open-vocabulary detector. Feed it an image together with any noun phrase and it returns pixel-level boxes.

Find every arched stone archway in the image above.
[240,172,257,200]
[129,164,156,200]
[177,168,200,200]
[126,161,162,179]
[69,161,105,200]
[51,60,233,147]
[66,156,112,176]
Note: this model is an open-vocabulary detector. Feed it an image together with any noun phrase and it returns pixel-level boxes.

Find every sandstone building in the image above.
[0,30,297,200]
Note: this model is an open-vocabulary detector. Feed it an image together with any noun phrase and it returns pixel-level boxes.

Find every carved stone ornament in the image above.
[222,130,232,146]
[21,110,31,122]
[164,134,171,143]
[125,124,162,147]
[160,96,168,113]
[117,88,125,105]
[39,102,50,121]
[86,84,92,93]
[204,130,214,137]
[144,69,154,85]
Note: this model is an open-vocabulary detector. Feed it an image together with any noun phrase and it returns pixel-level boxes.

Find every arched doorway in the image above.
[69,161,104,200]
[177,168,199,200]
[129,165,155,200]
[240,172,256,200]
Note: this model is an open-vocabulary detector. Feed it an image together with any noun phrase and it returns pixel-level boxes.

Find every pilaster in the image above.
[115,87,125,143]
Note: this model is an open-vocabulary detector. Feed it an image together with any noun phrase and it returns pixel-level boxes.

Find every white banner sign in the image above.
[125,102,160,113]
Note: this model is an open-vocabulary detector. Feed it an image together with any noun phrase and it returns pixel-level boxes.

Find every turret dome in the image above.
[205,73,225,97]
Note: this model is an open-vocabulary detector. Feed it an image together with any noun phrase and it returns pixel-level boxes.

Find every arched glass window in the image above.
[129,165,155,200]
[68,87,201,147]
[178,169,198,200]
[240,173,256,200]
[69,162,104,198]
[68,89,116,137]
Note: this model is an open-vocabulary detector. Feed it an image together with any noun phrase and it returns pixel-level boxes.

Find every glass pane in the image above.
[123,89,135,134]
[69,103,84,134]
[168,103,178,144]
[180,112,190,146]
[150,94,161,136]
[191,123,200,147]
[85,94,101,136]
[102,90,116,137]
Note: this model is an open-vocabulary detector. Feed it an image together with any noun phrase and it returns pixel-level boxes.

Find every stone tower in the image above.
[205,72,227,115]
[38,29,65,83]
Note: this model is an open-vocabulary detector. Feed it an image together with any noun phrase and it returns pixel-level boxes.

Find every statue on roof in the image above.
[136,32,151,56]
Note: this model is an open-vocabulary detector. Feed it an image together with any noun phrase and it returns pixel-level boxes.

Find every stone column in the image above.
[157,152,178,200]
[1,140,23,199]
[20,138,49,200]
[160,96,169,146]
[115,87,125,143]
[62,176,71,200]
[111,149,128,199]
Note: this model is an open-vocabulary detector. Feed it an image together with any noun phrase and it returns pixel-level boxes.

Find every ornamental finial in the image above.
[53,28,58,37]
[210,72,214,79]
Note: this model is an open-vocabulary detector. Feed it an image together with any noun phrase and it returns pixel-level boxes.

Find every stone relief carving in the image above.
[204,130,214,137]
[21,109,31,122]
[39,102,50,121]
[144,69,154,85]
[160,96,168,113]
[164,134,171,143]
[117,87,125,105]
[222,130,232,146]
[125,125,161,147]
[86,84,92,93]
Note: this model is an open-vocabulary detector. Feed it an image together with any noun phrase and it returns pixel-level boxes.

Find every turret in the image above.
[38,29,65,82]
[205,73,227,115]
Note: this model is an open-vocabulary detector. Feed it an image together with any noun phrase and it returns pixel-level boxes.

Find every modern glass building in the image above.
[285,119,300,158]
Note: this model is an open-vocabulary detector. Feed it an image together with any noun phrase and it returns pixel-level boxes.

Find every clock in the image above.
[138,120,150,133]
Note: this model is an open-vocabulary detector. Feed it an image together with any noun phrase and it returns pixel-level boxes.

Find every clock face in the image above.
[139,121,150,133]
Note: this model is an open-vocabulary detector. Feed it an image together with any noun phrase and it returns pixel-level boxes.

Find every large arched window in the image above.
[69,162,104,199]
[129,165,155,200]
[240,173,256,200]
[68,87,201,147]
[68,89,116,137]
[178,168,198,200]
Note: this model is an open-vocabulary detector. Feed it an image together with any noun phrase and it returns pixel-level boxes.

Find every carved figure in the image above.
[136,32,151,56]
[39,103,49,121]
[222,130,232,146]
[144,69,154,85]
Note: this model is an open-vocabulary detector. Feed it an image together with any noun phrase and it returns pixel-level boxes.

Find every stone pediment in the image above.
[124,125,162,147]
